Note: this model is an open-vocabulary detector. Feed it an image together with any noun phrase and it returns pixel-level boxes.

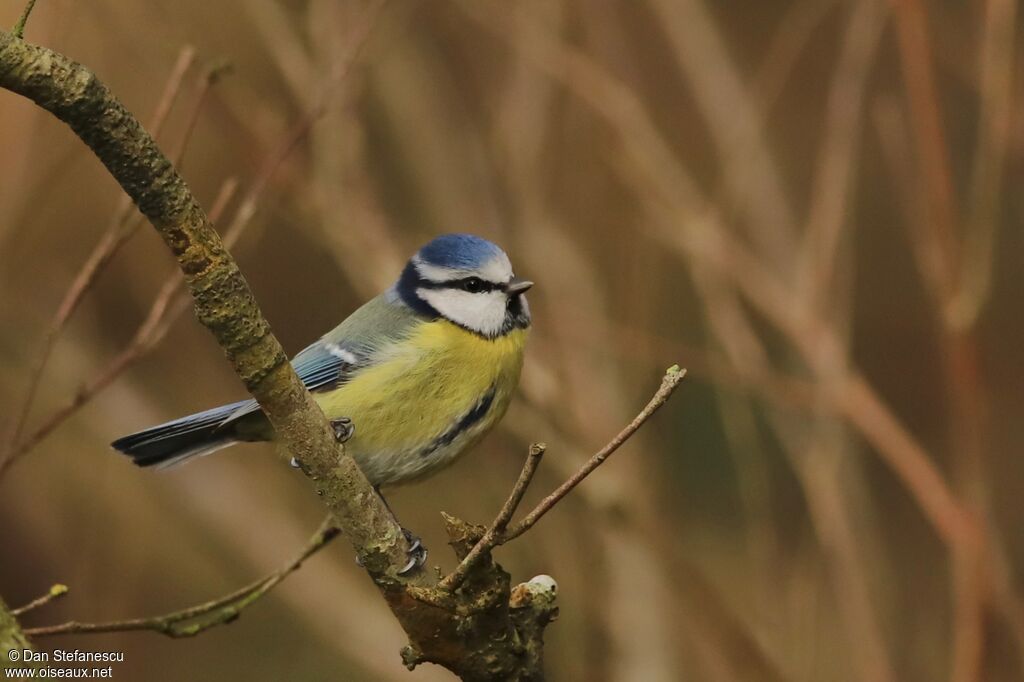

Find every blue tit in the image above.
[112,233,532,489]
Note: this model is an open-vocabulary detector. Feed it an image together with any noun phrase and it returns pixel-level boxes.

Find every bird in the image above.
[112,233,532,571]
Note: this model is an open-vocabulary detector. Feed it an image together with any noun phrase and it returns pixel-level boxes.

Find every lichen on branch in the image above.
[1,594,33,671]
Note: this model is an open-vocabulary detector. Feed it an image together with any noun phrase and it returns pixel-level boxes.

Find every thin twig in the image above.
[2,2,386,472]
[25,518,338,639]
[2,178,238,465]
[441,366,685,593]
[505,366,686,541]
[11,584,68,617]
[440,443,546,591]
[0,5,383,469]
[225,0,386,239]
[0,45,197,477]
[11,0,36,38]
[168,59,233,167]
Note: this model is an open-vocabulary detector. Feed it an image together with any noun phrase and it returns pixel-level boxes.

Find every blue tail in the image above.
[111,400,255,468]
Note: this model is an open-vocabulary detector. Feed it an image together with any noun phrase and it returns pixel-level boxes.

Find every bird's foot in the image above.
[352,529,428,575]
[292,418,353,472]
[398,529,428,576]
[331,417,355,443]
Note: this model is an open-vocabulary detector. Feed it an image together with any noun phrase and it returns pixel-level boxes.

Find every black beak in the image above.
[506,278,533,295]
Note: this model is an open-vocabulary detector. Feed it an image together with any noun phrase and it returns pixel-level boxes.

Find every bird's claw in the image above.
[352,529,428,575]
[398,529,428,576]
[294,419,352,473]
[289,456,312,476]
[331,417,355,443]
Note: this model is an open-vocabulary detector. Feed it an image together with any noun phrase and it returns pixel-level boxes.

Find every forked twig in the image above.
[441,366,686,591]
[506,366,686,540]
[439,444,546,591]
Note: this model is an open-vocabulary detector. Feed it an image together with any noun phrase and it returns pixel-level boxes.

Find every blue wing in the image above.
[290,340,365,392]
[223,292,419,423]
[221,340,368,423]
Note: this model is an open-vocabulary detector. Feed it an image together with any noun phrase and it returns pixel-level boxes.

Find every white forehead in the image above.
[413,252,513,284]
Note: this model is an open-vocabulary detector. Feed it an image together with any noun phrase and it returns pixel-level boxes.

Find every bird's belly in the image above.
[313,322,526,486]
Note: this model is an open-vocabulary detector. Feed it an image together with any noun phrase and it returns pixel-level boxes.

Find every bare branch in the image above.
[441,367,686,592]
[0,45,196,477]
[25,519,338,639]
[1,178,238,466]
[506,366,686,540]
[169,59,233,166]
[11,585,68,617]
[439,443,546,591]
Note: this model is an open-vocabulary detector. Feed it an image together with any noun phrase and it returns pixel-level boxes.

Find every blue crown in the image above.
[417,233,504,269]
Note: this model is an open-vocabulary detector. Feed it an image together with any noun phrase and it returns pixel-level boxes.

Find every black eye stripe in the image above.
[419,276,500,293]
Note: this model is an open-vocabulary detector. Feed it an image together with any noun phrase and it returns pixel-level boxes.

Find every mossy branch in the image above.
[1,595,33,671]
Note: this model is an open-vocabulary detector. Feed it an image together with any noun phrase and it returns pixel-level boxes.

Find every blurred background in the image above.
[1,0,1022,680]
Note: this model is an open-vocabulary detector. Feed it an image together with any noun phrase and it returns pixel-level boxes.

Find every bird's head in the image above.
[395,233,532,338]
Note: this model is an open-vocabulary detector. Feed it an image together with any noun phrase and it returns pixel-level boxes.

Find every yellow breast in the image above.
[313,320,528,486]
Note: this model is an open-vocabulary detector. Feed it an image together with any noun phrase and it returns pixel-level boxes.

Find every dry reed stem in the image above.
[466,8,983,679]
[890,0,959,309]
[953,0,1017,329]
[489,4,972,555]
[649,0,796,270]
[888,3,1019,677]
[471,9,1001,679]
[798,0,887,309]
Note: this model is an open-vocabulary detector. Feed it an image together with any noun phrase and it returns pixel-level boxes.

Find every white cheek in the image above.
[418,288,506,336]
